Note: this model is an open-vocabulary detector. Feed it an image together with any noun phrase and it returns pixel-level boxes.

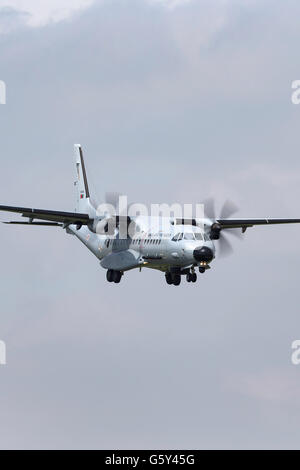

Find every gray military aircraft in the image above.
[1,144,300,286]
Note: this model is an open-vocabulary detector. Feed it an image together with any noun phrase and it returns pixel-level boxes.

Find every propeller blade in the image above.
[105,192,122,210]
[219,199,239,219]
[218,233,234,257]
[89,197,98,209]
[225,228,243,240]
[203,198,215,220]
[105,192,130,217]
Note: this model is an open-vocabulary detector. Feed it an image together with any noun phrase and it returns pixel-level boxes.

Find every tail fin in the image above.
[74,144,94,214]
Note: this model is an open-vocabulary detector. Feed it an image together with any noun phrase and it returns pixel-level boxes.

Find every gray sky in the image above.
[1,0,300,449]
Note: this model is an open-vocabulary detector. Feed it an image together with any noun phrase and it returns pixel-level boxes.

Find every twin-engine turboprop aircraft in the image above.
[1,145,300,286]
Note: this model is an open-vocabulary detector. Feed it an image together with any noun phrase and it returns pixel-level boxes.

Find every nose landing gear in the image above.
[199,261,209,273]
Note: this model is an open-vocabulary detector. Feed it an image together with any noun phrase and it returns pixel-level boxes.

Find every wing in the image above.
[217,218,300,231]
[174,217,300,232]
[0,204,91,227]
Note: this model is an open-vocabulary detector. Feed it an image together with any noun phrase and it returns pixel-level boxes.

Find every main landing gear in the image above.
[186,272,197,283]
[106,269,122,283]
[165,272,181,286]
[166,271,196,286]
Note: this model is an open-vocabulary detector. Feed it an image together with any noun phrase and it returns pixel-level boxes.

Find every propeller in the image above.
[103,192,138,237]
[203,198,243,257]
[105,192,125,215]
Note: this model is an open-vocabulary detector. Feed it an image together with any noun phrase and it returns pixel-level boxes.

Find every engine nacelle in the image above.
[88,216,132,235]
[210,222,222,240]
[88,217,110,234]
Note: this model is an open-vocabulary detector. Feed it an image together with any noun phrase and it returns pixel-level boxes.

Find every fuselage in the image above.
[68,217,215,273]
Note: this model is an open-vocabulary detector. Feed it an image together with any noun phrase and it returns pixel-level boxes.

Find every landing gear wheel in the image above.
[113,271,122,283]
[199,267,205,274]
[165,272,173,285]
[191,272,197,283]
[186,273,192,282]
[172,274,181,286]
[106,270,114,282]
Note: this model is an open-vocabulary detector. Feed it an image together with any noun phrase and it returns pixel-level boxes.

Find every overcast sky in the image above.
[1,0,300,450]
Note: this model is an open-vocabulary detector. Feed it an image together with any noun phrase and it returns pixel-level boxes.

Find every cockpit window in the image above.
[194,232,203,241]
[184,233,195,240]
[172,233,183,241]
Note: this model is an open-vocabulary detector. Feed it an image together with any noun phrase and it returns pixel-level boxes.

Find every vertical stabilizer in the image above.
[74,144,94,214]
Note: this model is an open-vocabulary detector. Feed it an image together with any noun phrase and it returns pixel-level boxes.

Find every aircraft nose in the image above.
[193,246,214,262]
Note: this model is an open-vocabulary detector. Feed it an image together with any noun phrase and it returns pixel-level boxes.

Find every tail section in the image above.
[74,144,94,215]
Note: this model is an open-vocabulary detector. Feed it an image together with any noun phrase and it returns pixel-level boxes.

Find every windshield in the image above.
[194,232,203,240]
[184,233,195,240]
[172,232,207,241]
